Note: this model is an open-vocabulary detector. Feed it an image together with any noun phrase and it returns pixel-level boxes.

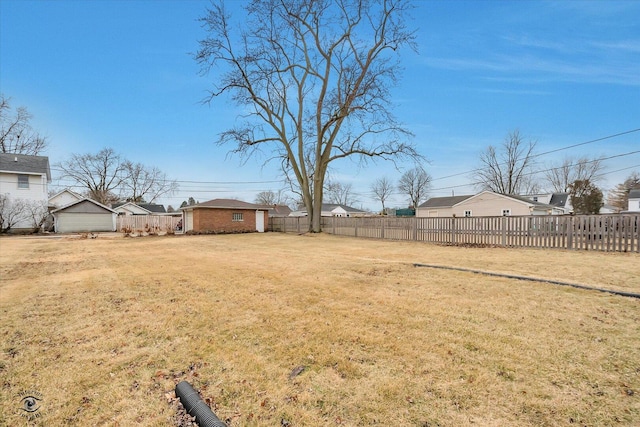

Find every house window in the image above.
[502,209,511,216]
[464,210,472,217]
[18,174,29,189]
[232,212,244,222]
[532,197,538,202]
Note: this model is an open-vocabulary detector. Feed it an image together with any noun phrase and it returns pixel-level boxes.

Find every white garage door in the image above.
[56,213,114,233]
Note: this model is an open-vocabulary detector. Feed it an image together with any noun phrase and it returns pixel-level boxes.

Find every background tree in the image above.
[121,161,178,203]
[324,181,357,206]
[57,148,177,205]
[196,0,420,232]
[254,189,292,206]
[0,94,48,155]
[398,167,431,208]
[0,195,47,233]
[371,176,393,214]
[544,155,604,193]
[569,180,603,215]
[607,171,640,211]
[473,130,538,195]
[180,197,198,208]
[57,148,126,205]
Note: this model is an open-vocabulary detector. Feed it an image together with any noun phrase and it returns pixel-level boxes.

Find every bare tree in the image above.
[398,167,431,208]
[473,130,538,195]
[56,148,127,205]
[544,155,604,193]
[0,195,47,233]
[255,189,292,206]
[121,161,178,203]
[371,176,393,213]
[57,149,178,205]
[196,0,420,232]
[0,95,48,155]
[324,181,357,206]
[607,171,640,210]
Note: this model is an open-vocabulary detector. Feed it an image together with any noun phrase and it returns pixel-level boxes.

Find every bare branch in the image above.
[196,0,419,231]
[0,94,48,155]
[473,130,538,195]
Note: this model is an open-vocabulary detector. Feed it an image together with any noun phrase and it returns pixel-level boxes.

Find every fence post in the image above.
[501,216,507,246]
[567,216,573,249]
[450,217,456,244]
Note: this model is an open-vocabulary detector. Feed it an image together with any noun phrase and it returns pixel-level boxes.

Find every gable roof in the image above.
[255,204,293,217]
[51,198,117,214]
[112,202,166,213]
[322,203,366,213]
[629,189,640,199]
[418,195,473,208]
[49,188,84,201]
[501,192,553,207]
[549,192,570,207]
[0,153,51,182]
[183,198,265,210]
[112,202,152,214]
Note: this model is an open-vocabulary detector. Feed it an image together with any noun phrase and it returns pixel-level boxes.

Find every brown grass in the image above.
[0,233,638,426]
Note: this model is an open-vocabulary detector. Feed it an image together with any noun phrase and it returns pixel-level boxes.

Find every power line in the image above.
[424,151,639,193]
[430,128,640,182]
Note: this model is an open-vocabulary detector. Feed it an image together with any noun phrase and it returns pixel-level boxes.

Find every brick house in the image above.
[181,198,268,233]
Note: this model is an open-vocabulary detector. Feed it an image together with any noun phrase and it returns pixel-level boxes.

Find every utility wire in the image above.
[430,128,640,182]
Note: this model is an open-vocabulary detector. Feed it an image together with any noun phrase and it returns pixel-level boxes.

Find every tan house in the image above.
[181,198,268,233]
[417,191,564,217]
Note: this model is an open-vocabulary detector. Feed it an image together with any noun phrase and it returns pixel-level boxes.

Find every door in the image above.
[255,210,265,232]
[185,211,193,232]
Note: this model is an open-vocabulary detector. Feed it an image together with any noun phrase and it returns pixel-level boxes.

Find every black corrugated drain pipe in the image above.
[175,381,227,427]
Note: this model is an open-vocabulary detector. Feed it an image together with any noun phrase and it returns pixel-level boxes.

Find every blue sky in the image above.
[1,0,638,210]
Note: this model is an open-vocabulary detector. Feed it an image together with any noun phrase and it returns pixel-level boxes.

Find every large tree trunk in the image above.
[310,176,324,233]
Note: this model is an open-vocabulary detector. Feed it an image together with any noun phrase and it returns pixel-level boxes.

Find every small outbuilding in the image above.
[51,198,118,233]
[181,199,268,233]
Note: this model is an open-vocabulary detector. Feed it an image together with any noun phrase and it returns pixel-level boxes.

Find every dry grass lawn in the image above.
[0,232,638,426]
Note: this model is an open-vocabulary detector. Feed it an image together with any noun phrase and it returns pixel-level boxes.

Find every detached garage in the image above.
[52,198,117,233]
[181,199,268,234]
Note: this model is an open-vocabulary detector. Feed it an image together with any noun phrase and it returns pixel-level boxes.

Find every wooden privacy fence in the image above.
[270,214,640,252]
[117,215,182,233]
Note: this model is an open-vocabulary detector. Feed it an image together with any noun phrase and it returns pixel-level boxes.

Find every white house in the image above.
[49,188,84,209]
[626,189,640,212]
[0,153,51,231]
[289,203,367,217]
[523,192,572,214]
[111,202,153,216]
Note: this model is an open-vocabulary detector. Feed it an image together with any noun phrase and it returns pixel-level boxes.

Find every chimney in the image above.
[14,156,18,162]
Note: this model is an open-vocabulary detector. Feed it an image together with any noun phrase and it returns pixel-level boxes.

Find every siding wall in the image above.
[0,172,48,202]
[0,172,49,230]
[418,193,539,218]
[454,193,532,217]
